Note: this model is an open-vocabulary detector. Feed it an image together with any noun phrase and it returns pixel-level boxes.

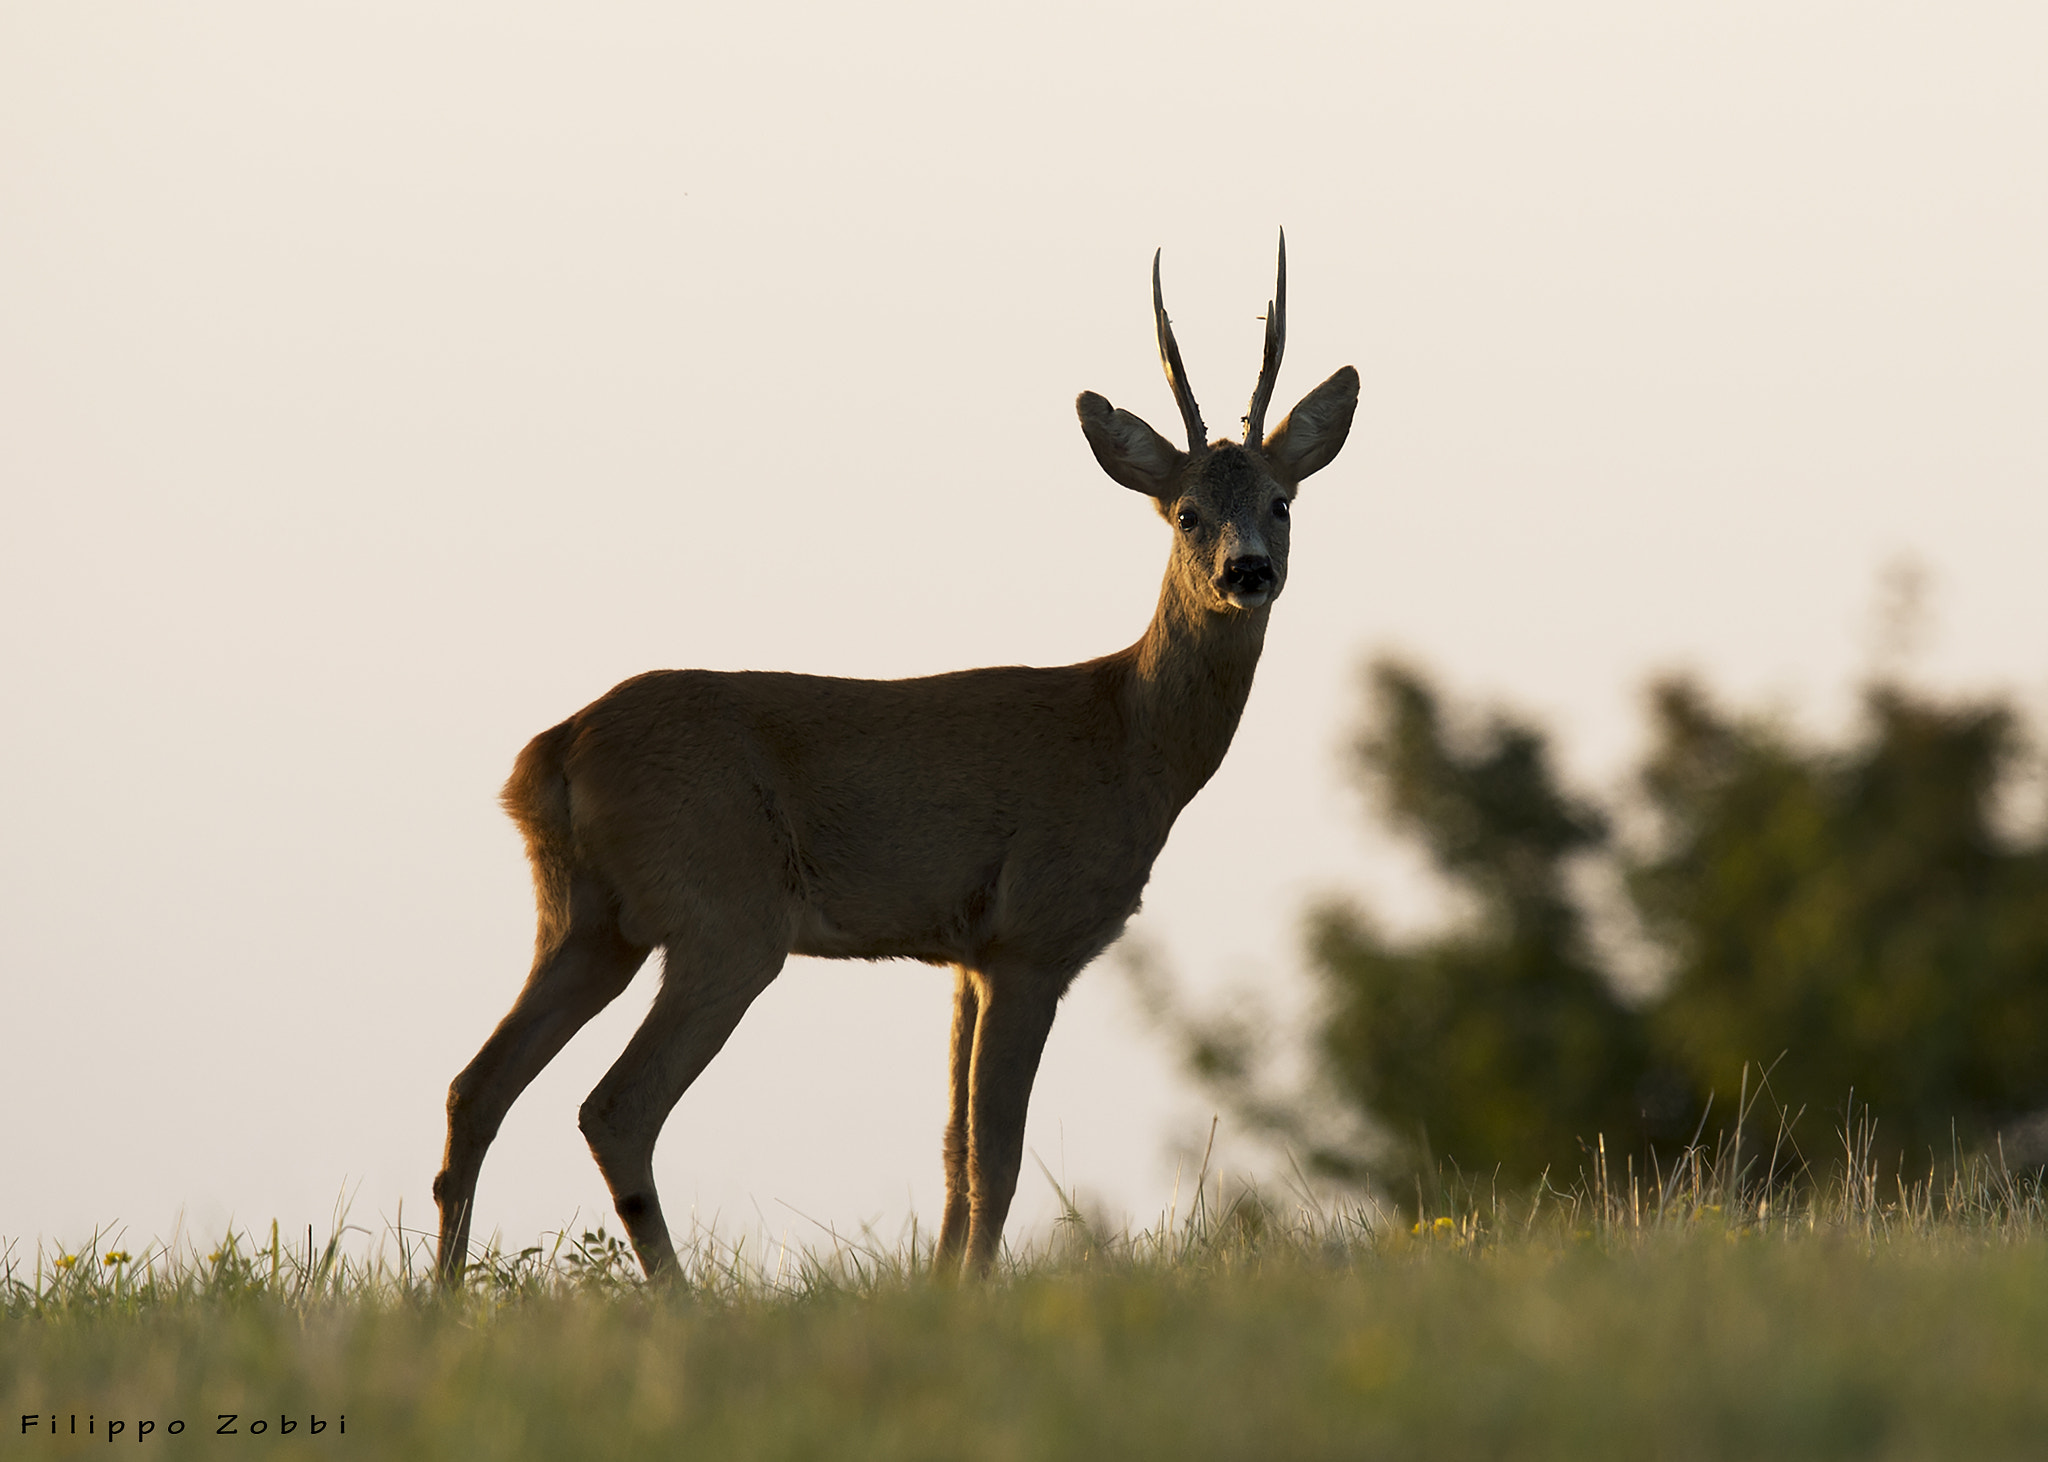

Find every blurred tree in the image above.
[1305,662,1654,1185]
[1151,660,2048,1188]
[1632,678,2048,1167]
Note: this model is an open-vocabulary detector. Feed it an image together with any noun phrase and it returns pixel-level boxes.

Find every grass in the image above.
[7,1125,2048,1460]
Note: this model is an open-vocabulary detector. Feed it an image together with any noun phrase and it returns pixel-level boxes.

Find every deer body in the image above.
[435,237,1357,1280]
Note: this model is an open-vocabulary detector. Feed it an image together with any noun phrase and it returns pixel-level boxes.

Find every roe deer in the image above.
[433,233,1358,1281]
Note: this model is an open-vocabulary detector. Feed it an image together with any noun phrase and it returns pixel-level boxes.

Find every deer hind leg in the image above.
[935,965,980,1272]
[435,872,650,1281]
[962,974,1062,1278]
[579,922,789,1280]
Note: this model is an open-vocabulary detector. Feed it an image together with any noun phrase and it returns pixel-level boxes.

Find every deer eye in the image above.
[1175,506,1200,533]
[1271,497,1290,521]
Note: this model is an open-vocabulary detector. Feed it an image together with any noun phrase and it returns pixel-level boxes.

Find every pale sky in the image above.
[4,3,2044,1257]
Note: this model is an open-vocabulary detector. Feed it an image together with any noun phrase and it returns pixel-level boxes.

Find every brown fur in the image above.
[434,250,1358,1281]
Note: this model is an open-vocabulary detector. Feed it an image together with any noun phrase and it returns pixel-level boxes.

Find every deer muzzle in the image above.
[1219,554,1277,607]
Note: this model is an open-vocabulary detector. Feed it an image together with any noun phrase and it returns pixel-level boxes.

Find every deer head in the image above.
[1076,231,1360,612]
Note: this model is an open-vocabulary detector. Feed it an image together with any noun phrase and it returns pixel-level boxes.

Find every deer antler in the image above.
[1153,249,1207,452]
[1243,228,1287,446]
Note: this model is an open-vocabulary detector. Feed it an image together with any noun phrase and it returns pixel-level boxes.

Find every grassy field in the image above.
[7,1145,2048,1460]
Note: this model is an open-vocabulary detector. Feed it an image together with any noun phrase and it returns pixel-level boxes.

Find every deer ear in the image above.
[1262,366,1359,484]
[1077,391,1184,501]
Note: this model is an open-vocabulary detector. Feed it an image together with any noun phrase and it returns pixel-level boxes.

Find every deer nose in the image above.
[1221,555,1275,596]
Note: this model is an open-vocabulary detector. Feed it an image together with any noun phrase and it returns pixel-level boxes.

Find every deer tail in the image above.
[501,719,581,957]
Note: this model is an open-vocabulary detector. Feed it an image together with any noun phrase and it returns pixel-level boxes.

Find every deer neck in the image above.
[1126,570,1271,812]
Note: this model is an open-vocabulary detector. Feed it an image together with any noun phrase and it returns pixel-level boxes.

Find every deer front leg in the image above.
[963,975,1061,1278]
[936,966,979,1273]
